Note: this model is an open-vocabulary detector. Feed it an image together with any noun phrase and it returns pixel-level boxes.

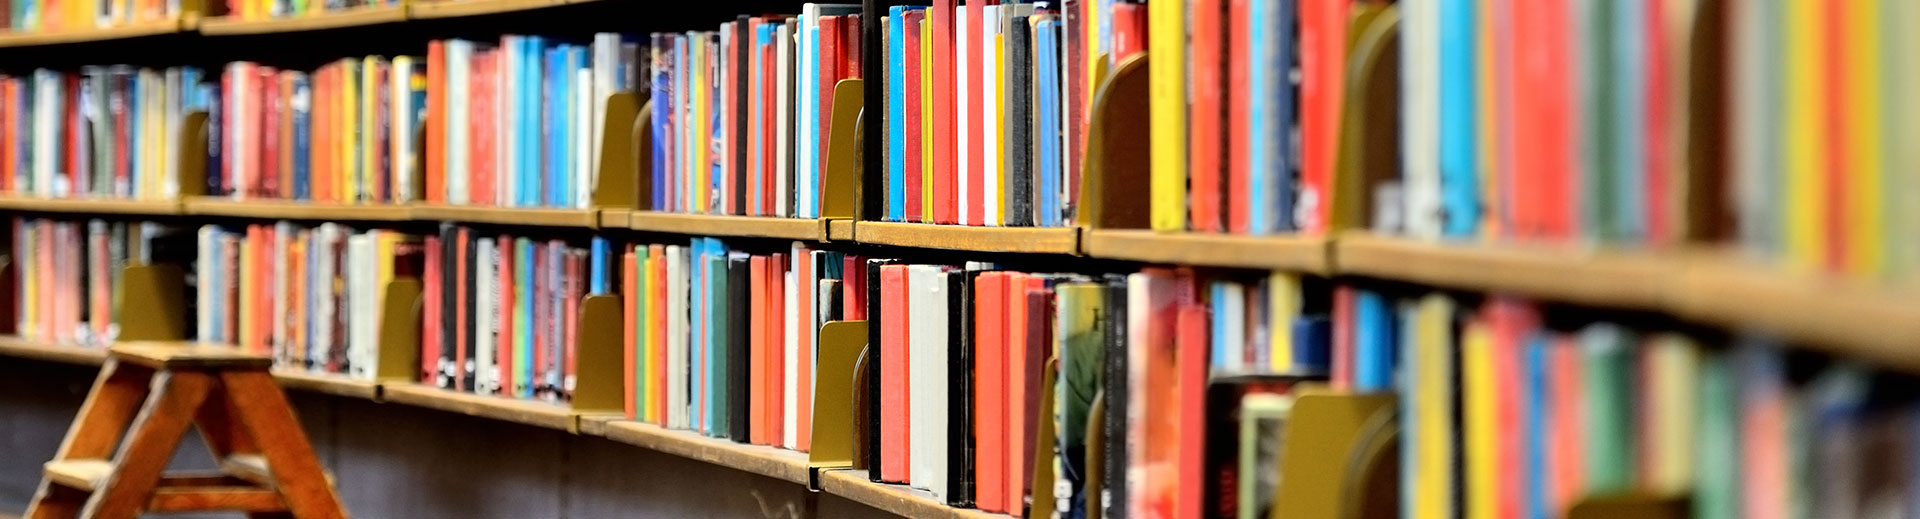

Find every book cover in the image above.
[930,0,957,224]
[880,263,912,483]
[945,268,978,507]
[1188,0,1224,233]
[975,271,1009,511]
[909,264,950,496]
[750,254,769,442]
[728,252,751,442]
[1002,15,1033,227]
[771,252,788,445]
[1148,0,1188,231]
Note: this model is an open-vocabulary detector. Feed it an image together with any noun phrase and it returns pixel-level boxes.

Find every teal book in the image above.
[708,244,730,437]
[1580,323,1634,494]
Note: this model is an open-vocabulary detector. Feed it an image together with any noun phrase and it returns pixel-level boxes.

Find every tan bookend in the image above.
[807,320,867,490]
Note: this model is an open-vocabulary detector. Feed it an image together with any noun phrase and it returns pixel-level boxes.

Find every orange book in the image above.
[974,272,1008,512]
[1174,303,1208,519]
[623,248,638,419]
[880,264,911,482]
[1187,0,1225,233]
[313,65,333,203]
[648,245,668,423]
[749,255,769,444]
[795,250,814,451]
[426,40,446,204]
[770,253,788,448]
[1003,272,1030,513]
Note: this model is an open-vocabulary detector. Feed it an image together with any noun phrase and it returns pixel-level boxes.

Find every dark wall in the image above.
[0,359,899,519]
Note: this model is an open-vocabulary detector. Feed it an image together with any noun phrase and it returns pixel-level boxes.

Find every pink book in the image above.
[879,264,911,482]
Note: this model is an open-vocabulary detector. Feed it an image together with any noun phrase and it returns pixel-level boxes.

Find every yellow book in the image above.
[1783,0,1826,272]
[1411,293,1455,519]
[1641,333,1699,494]
[1147,0,1186,231]
[1266,271,1298,372]
[339,59,357,203]
[692,39,709,214]
[1463,316,1495,519]
[642,251,661,422]
[995,18,1006,226]
[1475,0,1500,239]
[1846,0,1883,277]
[362,57,383,203]
[922,19,936,221]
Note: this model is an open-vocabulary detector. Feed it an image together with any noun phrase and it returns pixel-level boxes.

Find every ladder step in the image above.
[43,459,113,492]
[148,486,289,513]
[222,454,337,489]
[110,342,273,370]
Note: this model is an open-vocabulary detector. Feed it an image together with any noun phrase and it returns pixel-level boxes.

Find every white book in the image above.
[164,68,183,199]
[591,34,618,190]
[476,238,498,393]
[776,22,794,218]
[1400,0,1441,239]
[500,37,518,207]
[981,8,1001,226]
[909,265,949,496]
[783,248,799,448]
[799,6,819,218]
[576,66,594,209]
[957,8,972,225]
[346,233,374,379]
[1125,272,1173,513]
[393,56,417,203]
[666,245,689,429]
[33,70,60,198]
[233,65,251,198]
[313,225,340,369]
[195,225,217,342]
[448,41,474,205]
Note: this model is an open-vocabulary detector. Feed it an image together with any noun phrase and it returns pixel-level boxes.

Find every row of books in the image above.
[217,59,424,202]
[7,217,179,346]
[0,0,182,33]
[194,223,420,379]
[421,225,600,403]
[644,10,861,219]
[0,68,216,200]
[218,0,396,23]
[1397,295,1920,519]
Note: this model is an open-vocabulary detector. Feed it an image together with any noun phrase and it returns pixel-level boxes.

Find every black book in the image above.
[437,223,458,390]
[460,227,477,392]
[865,257,894,480]
[733,16,751,214]
[945,269,979,507]
[1101,273,1128,519]
[728,254,752,442]
[1002,15,1034,227]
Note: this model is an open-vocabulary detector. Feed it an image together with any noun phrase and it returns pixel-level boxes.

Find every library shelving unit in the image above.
[2,3,1920,519]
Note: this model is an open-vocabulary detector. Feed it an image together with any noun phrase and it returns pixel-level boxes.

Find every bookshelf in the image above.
[625,212,826,242]
[1083,229,1335,275]
[380,383,582,432]
[854,221,1080,255]
[0,17,197,48]
[198,5,410,36]
[409,205,603,228]
[583,416,813,485]
[184,197,416,221]
[0,196,182,216]
[1334,233,1678,311]
[271,369,383,400]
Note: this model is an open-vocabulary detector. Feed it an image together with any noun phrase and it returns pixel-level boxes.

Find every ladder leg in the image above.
[25,480,89,519]
[51,360,155,460]
[197,381,260,461]
[221,371,345,519]
[83,371,215,519]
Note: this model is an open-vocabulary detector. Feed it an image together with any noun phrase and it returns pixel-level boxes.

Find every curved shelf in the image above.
[0,17,194,48]
[855,221,1080,255]
[1673,258,1920,372]
[198,5,408,36]
[1084,229,1333,275]
[1335,233,1678,312]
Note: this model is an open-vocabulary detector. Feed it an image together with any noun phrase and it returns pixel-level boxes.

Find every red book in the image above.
[930,0,957,224]
[750,255,769,444]
[1225,0,1252,233]
[1065,0,1087,213]
[564,250,582,400]
[762,29,780,216]
[221,66,236,197]
[260,68,280,200]
[1299,0,1349,234]
[1188,0,1224,233]
[649,245,669,422]
[63,75,80,195]
[1174,303,1209,519]
[973,271,1008,512]
[844,13,864,77]
[497,236,515,396]
[1330,284,1353,390]
[471,51,494,206]
[1002,272,1030,514]
[843,255,867,320]
[795,250,814,451]
[1112,3,1147,61]
[533,243,549,397]
[880,264,912,483]
[1823,0,1846,270]
[312,66,330,202]
[454,228,472,392]
[1488,300,1535,519]
[904,9,927,223]
[426,41,446,204]
[0,82,12,192]
[820,16,843,183]
[1539,0,1573,239]
[623,248,638,418]
[967,2,987,226]
[770,253,788,447]
[723,24,740,215]
[1642,0,1670,245]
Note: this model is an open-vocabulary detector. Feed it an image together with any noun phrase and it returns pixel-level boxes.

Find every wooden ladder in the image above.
[25,342,346,519]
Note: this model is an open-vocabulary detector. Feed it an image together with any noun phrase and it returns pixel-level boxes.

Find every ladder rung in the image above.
[220,454,273,488]
[147,486,289,513]
[43,459,113,492]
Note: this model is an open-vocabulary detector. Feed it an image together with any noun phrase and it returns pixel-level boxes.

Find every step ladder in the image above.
[26,342,346,519]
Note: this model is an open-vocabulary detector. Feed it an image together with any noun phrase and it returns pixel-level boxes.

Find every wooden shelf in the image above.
[1335,233,1678,312]
[1084,229,1333,274]
[627,212,825,241]
[199,5,408,35]
[0,17,193,48]
[0,196,181,216]
[854,222,1079,255]
[826,219,855,242]
[380,383,579,432]
[408,0,565,19]
[597,209,631,229]
[588,417,810,485]
[0,337,107,366]
[184,197,415,221]
[818,469,1001,519]
[1673,257,1920,372]
[411,204,601,228]
[270,370,381,400]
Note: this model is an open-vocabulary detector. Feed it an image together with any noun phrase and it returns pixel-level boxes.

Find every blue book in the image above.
[546,46,564,208]
[691,238,709,432]
[520,38,542,208]
[650,34,671,211]
[1291,315,1331,374]
[1353,290,1395,390]
[590,237,610,295]
[567,45,588,208]
[751,25,776,215]
[1248,0,1296,234]
[1614,0,1646,242]
[292,73,312,200]
[1523,334,1550,519]
[886,7,909,221]
[1208,281,1234,369]
[518,238,536,398]
[1437,0,1479,237]
[1037,19,1063,227]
